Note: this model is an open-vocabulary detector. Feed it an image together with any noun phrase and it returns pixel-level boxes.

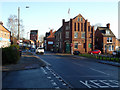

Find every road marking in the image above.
[90,68,110,76]
[55,87,60,89]
[80,80,98,88]
[99,80,119,88]
[41,67,47,75]
[52,82,57,86]
[63,83,67,86]
[38,56,51,66]
[47,77,51,79]
[80,80,119,88]
[90,80,109,88]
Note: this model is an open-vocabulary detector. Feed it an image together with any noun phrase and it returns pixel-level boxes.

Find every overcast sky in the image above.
[0,0,119,39]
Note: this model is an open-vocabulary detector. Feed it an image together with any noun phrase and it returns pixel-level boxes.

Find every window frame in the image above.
[74,32,78,38]
[74,43,78,49]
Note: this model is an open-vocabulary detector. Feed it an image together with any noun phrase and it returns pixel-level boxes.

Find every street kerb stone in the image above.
[2,52,46,72]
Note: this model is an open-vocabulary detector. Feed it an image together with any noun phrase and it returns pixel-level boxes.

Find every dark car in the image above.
[112,50,120,57]
[88,50,101,55]
[73,51,80,55]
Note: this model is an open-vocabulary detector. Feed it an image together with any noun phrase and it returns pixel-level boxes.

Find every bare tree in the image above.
[7,15,24,39]
[39,34,44,42]
[93,23,102,30]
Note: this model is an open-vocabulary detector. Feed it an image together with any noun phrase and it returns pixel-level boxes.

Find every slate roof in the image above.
[97,27,115,37]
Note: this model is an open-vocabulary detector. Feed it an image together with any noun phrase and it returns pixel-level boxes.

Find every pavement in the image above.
[2,51,70,89]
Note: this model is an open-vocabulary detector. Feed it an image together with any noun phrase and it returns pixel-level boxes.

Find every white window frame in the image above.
[109,45,114,51]
[107,37,112,43]
[106,30,110,34]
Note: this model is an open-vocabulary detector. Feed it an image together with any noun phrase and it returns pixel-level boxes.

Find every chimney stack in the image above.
[0,21,3,25]
[50,30,53,34]
[107,23,110,29]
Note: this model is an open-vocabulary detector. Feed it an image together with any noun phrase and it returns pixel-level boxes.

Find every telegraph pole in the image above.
[18,7,20,40]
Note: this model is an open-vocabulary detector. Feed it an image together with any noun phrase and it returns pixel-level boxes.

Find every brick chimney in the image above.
[0,21,3,25]
[50,30,53,34]
[62,19,65,25]
[106,23,110,29]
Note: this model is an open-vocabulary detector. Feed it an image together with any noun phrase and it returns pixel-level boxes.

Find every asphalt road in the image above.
[37,51,120,89]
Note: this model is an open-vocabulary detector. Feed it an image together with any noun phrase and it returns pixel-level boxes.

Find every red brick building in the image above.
[30,30,38,48]
[54,14,95,53]
[95,23,116,54]
[45,30,56,51]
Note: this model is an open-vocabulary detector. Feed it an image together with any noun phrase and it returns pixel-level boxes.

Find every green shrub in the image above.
[11,44,20,50]
[2,46,20,65]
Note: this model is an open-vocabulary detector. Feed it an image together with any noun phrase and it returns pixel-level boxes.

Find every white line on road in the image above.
[41,67,47,75]
[38,56,51,66]
[90,68,110,76]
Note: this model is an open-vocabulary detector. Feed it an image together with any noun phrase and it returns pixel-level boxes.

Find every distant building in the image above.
[30,30,38,41]
[30,30,38,48]
[44,30,56,51]
[95,23,116,54]
[0,22,11,48]
[54,14,95,53]
[44,32,50,50]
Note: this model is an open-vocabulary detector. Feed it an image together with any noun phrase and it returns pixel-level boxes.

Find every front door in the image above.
[65,43,70,53]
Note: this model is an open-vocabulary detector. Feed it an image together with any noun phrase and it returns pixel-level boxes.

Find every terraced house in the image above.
[54,14,95,53]
[0,22,11,48]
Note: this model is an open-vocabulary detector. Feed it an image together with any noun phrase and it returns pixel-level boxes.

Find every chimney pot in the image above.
[107,23,110,29]
[0,21,3,25]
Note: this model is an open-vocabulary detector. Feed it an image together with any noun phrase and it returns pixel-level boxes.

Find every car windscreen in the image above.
[38,47,43,49]
[94,50,99,51]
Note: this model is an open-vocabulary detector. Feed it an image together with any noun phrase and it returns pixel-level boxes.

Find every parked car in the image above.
[73,51,80,55]
[88,50,101,55]
[112,50,120,57]
[36,47,44,54]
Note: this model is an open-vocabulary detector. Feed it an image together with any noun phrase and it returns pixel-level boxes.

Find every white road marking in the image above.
[41,67,47,74]
[90,80,109,88]
[80,80,119,88]
[55,87,60,89]
[80,80,98,88]
[99,80,119,88]
[63,83,67,86]
[36,55,51,66]
[47,77,51,79]
[52,82,57,86]
[109,80,119,85]
[90,68,110,76]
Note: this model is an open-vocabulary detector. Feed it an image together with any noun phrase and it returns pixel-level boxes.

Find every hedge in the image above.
[2,45,20,65]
